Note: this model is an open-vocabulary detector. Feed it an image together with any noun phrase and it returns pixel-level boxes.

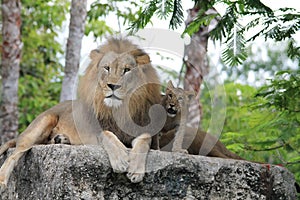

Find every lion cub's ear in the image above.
[130,49,151,65]
[165,80,175,95]
[90,49,103,60]
[166,80,175,90]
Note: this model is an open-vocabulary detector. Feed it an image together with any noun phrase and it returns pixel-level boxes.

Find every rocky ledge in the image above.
[0,145,297,199]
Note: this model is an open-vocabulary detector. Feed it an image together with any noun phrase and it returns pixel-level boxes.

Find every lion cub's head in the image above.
[163,81,194,118]
[78,38,161,118]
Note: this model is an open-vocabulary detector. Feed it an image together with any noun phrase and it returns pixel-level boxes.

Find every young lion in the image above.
[159,82,243,160]
[160,80,194,153]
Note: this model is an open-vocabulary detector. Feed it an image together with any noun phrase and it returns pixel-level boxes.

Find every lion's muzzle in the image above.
[107,84,121,91]
[166,105,177,118]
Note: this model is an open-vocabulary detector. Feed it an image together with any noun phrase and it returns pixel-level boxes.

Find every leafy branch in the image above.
[86,0,145,38]
[128,0,158,34]
[244,144,285,152]
[255,70,300,113]
[128,0,300,65]
[221,23,247,66]
[169,0,184,29]
[128,0,185,33]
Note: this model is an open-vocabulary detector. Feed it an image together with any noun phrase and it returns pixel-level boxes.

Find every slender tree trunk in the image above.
[60,0,87,102]
[183,5,218,128]
[0,0,22,144]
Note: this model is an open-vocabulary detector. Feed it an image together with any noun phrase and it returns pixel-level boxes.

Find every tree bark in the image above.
[60,0,87,102]
[183,5,218,128]
[0,0,22,144]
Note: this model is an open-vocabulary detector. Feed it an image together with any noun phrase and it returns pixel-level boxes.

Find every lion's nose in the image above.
[107,84,121,91]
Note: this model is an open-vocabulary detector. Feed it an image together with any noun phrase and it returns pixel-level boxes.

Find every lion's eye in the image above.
[178,97,183,102]
[123,68,131,74]
[168,93,172,98]
[103,65,110,72]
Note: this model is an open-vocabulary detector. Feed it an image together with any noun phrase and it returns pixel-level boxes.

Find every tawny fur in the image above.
[159,81,194,153]
[160,126,243,160]
[0,38,162,185]
[159,82,243,160]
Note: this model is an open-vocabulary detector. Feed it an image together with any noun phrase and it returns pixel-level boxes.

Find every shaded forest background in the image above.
[0,0,299,188]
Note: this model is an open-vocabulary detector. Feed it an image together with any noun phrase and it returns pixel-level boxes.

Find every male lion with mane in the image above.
[0,38,163,185]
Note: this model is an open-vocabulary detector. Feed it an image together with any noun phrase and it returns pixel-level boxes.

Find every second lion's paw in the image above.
[127,172,144,183]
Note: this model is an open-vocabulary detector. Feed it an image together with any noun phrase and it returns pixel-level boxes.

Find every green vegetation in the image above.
[201,70,300,184]
[86,0,144,38]
[18,0,69,132]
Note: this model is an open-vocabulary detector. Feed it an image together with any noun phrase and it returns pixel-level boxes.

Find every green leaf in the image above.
[227,143,245,152]
[183,13,218,36]
[128,0,158,34]
[221,26,247,66]
[85,20,114,38]
[169,0,184,29]
[287,156,300,163]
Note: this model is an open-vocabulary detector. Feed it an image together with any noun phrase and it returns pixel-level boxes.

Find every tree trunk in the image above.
[0,0,22,144]
[183,5,217,128]
[60,0,87,102]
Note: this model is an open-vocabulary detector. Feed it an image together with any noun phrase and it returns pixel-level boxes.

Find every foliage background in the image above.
[201,69,300,185]
[17,0,69,132]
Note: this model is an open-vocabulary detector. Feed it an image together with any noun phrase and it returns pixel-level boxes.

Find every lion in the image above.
[159,80,194,153]
[158,82,243,160]
[0,38,163,185]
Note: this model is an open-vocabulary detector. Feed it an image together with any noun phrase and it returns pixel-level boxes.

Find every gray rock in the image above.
[0,145,297,200]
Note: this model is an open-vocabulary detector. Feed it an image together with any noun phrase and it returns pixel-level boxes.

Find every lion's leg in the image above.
[127,133,151,183]
[0,150,26,187]
[150,134,160,150]
[101,130,129,173]
[0,114,58,186]
[0,139,17,156]
[172,129,188,154]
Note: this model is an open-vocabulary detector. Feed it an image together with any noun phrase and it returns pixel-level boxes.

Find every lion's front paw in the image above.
[109,148,129,173]
[127,172,144,183]
[172,148,189,154]
[127,151,147,183]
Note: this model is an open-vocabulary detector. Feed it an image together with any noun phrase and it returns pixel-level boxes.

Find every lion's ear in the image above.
[130,49,151,65]
[136,54,150,65]
[90,49,103,60]
[167,80,175,89]
[165,80,175,94]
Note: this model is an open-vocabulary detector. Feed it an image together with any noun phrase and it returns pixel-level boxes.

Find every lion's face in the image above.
[165,88,187,118]
[78,38,161,119]
[164,81,194,118]
[97,51,144,108]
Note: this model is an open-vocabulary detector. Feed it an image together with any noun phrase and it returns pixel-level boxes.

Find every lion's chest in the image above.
[99,118,143,147]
